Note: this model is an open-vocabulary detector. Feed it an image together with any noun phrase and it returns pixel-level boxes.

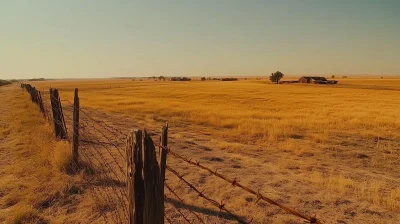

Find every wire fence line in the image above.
[162,146,321,224]
[23,84,128,223]
[21,83,323,224]
[165,182,206,224]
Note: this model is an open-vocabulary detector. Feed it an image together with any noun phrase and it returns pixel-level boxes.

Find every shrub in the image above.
[221,78,238,81]
[269,71,284,84]
[171,77,191,81]
[0,79,12,86]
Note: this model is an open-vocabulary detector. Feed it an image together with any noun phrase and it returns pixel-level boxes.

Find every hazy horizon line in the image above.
[4,73,400,80]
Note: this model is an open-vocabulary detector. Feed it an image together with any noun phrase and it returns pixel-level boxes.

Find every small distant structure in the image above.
[299,76,338,84]
[280,80,299,84]
[220,78,238,81]
[171,77,191,81]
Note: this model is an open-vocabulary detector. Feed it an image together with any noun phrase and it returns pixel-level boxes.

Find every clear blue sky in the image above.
[1,0,399,79]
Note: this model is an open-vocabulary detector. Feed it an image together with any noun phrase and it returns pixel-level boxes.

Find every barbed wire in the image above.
[165,195,192,223]
[166,165,250,224]
[165,182,206,224]
[163,146,321,224]
[62,99,127,137]
[165,212,174,224]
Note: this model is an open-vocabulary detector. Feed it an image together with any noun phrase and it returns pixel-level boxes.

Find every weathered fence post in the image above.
[72,88,79,167]
[33,87,38,103]
[37,91,45,116]
[49,88,68,140]
[159,124,168,213]
[143,130,164,224]
[126,128,167,224]
[126,129,145,224]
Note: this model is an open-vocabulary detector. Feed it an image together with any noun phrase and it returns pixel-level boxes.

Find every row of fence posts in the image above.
[20,83,80,168]
[21,83,167,224]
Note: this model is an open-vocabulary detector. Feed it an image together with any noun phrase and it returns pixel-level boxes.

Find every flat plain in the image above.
[5,77,400,223]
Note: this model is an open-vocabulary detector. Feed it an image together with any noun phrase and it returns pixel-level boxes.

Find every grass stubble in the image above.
[0,86,107,223]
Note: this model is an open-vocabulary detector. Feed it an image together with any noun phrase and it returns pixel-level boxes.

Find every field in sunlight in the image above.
[31,77,400,223]
[0,86,101,223]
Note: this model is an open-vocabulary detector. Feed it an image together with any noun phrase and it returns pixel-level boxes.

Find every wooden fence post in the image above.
[33,87,38,103]
[72,88,79,167]
[126,128,166,224]
[159,124,168,213]
[143,130,164,224]
[50,88,68,140]
[37,91,45,116]
[126,129,145,224]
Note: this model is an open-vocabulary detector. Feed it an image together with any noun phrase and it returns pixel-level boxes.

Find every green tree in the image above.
[269,71,284,84]
[331,75,335,79]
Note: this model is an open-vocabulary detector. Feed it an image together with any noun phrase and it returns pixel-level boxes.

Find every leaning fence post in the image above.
[50,88,68,140]
[126,129,145,224]
[72,88,79,167]
[37,91,45,116]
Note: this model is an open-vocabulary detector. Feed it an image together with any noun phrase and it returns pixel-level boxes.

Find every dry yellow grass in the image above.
[23,77,400,223]
[0,86,104,223]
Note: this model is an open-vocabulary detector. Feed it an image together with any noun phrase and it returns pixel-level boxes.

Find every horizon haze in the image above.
[1,0,399,79]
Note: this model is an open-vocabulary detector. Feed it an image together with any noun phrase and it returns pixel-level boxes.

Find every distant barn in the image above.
[299,76,338,84]
[171,77,191,81]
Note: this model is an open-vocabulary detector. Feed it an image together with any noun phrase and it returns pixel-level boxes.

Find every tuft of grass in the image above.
[309,171,400,211]
[8,205,47,224]
[53,141,74,174]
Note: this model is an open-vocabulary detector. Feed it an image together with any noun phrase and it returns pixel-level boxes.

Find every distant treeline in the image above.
[0,79,20,86]
[28,78,46,81]
[171,77,191,81]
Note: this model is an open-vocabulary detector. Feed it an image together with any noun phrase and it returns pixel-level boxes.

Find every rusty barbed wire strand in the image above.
[66,121,129,220]
[165,194,192,223]
[79,142,128,223]
[79,126,128,199]
[166,166,250,224]
[77,115,126,160]
[62,99,127,137]
[80,151,126,223]
[165,212,174,224]
[81,121,126,175]
[163,146,321,224]
[165,182,206,224]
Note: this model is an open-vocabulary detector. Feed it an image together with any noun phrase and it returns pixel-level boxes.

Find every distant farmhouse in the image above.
[299,76,338,84]
[280,76,338,84]
[171,77,191,81]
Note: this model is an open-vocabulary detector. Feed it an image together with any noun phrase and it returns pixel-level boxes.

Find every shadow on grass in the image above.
[165,197,245,223]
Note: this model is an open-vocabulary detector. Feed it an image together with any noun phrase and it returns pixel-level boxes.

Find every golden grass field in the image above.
[1,77,400,223]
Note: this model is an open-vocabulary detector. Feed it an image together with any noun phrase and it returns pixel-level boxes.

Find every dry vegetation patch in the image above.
[30,78,400,223]
[0,86,97,223]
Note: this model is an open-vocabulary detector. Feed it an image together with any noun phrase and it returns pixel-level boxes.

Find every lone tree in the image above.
[269,71,284,84]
